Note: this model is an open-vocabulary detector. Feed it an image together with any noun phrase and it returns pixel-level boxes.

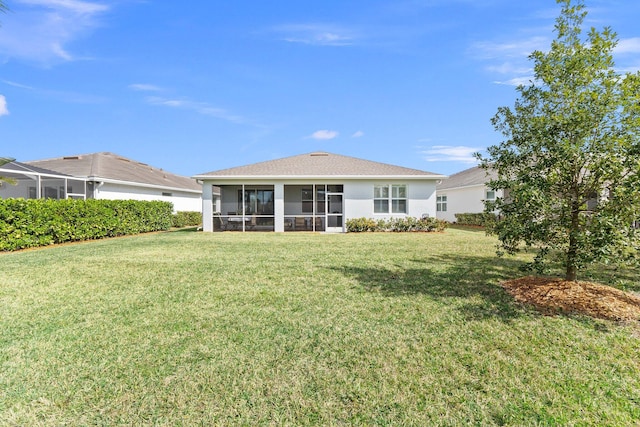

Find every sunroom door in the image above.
[325,186,344,232]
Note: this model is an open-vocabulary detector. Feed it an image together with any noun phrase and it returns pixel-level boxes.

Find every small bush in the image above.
[172,211,202,228]
[454,212,498,227]
[347,216,447,233]
[345,217,377,232]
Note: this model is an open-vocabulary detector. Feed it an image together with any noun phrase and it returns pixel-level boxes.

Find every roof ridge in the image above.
[197,151,446,177]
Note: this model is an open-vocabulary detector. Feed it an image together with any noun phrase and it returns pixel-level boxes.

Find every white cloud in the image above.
[420,145,481,163]
[2,79,105,103]
[493,76,536,86]
[145,96,246,124]
[308,130,339,140]
[129,84,163,92]
[351,130,364,138]
[0,95,9,117]
[0,0,110,64]
[471,31,550,86]
[273,24,357,46]
[2,80,35,90]
[472,36,549,61]
[615,37,640,55]
[19,0,108,15]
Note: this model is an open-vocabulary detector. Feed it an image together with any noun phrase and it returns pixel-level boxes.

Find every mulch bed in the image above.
[502,276,640,321]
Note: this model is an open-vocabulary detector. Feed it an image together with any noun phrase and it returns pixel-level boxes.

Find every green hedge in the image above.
[0,198,173,251]
[171,211,202,228]
[346,216,447,233]
[454,212,498,226]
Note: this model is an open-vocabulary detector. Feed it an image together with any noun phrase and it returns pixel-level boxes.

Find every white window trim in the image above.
[373,184,408,214]
[437,194,447,212]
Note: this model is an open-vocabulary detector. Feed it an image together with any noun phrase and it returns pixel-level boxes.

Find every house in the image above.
[13,152,202,212]
[435,165,501,222]
[193,151,447,232]
[0,160,87,200]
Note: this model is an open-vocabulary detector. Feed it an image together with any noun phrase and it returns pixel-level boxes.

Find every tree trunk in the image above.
[565,262,577,282]
[565,199,580,282]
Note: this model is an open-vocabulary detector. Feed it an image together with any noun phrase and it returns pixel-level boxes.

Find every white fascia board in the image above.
[193,174,448,181]
[87,176,202,194]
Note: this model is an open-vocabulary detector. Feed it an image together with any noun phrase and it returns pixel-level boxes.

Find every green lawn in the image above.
[1,229,639,425]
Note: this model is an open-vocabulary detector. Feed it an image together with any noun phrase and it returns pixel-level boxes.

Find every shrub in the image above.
[0,198,173,251]
[454,212,498,227]
[172,211,202,228]
[347,216,447,233]
[345,217,377,232]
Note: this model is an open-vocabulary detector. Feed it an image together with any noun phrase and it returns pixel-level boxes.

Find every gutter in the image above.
[87,176,202,194]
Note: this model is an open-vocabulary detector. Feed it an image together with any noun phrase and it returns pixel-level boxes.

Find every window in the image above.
[302,188,313,213]
[391,185,407,213]
[485,190,495,201]
[437,195,447,212]
[374,184,407,214]
[374,185,389,213]
[238,188,274,214]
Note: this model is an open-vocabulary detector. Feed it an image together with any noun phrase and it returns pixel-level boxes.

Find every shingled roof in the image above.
[27,152,201,192]
[437,165,496,190]
[194,152,445,179]
[0,161,73,179]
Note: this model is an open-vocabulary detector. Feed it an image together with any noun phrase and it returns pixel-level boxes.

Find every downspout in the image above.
[94,181,104,199]
[36,175,41,199]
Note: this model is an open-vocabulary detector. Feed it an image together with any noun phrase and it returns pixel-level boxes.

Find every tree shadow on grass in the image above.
[169,227,200,233]
[331,254,530,322]
[447,225,487,233]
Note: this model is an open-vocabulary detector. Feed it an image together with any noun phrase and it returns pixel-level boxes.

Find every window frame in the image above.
[436,194,447,212]
[374,184,407,214]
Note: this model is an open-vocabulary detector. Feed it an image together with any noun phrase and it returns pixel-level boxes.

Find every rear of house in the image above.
[194,152,447,232]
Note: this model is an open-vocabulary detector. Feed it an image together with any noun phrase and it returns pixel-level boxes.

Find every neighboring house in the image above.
[435,165,501,223]
[19,152,202,212]
[193,151,447,232]
[0,161,86,200]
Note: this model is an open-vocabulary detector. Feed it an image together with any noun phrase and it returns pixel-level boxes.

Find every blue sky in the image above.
[1,0,639,177]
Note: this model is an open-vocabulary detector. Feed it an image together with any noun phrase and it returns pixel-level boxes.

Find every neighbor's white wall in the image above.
[436,185,502,222]
[97,183,202,212]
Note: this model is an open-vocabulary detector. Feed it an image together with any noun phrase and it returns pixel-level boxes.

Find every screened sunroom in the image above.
[0,161,87,200]
[210,183,344,232]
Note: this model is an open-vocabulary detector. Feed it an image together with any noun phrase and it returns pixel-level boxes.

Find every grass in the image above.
[1,229,639,425]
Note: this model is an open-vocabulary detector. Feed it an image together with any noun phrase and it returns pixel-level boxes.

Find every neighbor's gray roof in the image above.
[437,165,497,190]
[0,161,73,178]
[27,152,201,192]
[195,152,446,179]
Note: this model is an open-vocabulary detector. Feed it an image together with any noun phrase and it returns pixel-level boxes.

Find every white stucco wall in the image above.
[436,185,502,222]
[344,180,437,221]
[97,182,202,212]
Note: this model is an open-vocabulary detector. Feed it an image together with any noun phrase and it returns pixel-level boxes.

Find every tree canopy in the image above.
[478,0,640,281]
